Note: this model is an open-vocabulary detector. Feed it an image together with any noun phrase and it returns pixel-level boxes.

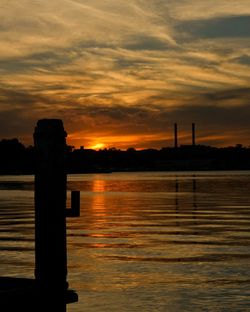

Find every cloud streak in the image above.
[0,1,249,148]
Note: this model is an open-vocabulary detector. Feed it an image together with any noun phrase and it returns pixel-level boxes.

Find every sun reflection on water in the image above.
[1,172,250,312]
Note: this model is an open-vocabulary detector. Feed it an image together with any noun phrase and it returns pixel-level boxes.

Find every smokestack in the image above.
[192,123,195,146]
[174,123,178,148]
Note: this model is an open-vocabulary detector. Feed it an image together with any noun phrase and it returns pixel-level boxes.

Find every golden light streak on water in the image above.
[0,172,250,311]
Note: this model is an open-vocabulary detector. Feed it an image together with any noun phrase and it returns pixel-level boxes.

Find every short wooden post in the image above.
[33,119,68,310]
[67,191,80,217]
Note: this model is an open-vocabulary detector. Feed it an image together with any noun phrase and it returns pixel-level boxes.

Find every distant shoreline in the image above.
[1,138,250,175]
[1,167,250,176]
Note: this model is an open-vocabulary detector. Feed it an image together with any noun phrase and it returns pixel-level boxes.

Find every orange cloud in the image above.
[0,1,250,148]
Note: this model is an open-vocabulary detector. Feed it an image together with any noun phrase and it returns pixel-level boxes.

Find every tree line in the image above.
[1,138,250,174]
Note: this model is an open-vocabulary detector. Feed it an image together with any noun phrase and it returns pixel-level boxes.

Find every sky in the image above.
[0,0,250,149]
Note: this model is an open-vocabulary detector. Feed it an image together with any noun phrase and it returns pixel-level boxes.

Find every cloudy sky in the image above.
[0,0,250,149]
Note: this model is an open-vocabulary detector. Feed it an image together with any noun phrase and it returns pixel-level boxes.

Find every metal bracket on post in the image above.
[66,191,80,217]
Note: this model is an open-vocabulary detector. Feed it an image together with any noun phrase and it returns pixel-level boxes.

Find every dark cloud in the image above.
[115,58,151,70]
[201,87,250,102]
[0,87,68,142]
[168,103,250,129]
[178,15,250,39]
[0,108,35,138]
[0,88,45,106]
[233,55,250,65]
[144,87,250,109]
[58,89,250,145]
[0,39,116,74]
[1,85,250,147]
[124,35,170,51]
[0,49,80,74]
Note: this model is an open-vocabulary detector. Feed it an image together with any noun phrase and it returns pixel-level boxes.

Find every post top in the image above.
[34,119,67,138]
[37,119,64,128]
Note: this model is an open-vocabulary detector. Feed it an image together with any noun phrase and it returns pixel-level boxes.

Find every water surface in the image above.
[0,171,250,311]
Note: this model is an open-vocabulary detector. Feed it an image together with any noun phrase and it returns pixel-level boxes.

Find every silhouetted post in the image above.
[174,123,178,148]
[34,119,68,311]
[67,190,80,217]
[192,123,196,146]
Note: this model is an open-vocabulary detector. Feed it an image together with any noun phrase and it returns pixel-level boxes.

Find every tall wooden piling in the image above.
[33,119,68,310]
[1,119,77,312]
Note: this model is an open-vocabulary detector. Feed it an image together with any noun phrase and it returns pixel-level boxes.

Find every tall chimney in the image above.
[174,123,178,148]
[192,123,195,146]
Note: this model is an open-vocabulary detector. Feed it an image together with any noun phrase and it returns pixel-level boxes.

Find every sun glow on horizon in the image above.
[67,128,249,151]
[0,1,249,147]
[90,143,106,150]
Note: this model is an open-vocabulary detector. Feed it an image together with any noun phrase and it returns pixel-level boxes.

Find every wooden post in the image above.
[0,119,78,312]
[33,119,68,310]
[67,191,80,217]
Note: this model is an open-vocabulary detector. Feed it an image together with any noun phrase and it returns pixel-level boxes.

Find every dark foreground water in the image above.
[0,171,250,311]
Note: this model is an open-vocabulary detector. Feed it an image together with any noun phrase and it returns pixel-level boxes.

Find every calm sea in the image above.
[0,171,250,311]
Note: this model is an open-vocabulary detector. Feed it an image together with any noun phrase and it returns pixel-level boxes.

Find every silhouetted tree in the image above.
[0,138,250,174]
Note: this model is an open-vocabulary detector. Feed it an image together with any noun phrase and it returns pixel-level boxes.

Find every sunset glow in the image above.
[90,143,106,150]
[0,1,249,148]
